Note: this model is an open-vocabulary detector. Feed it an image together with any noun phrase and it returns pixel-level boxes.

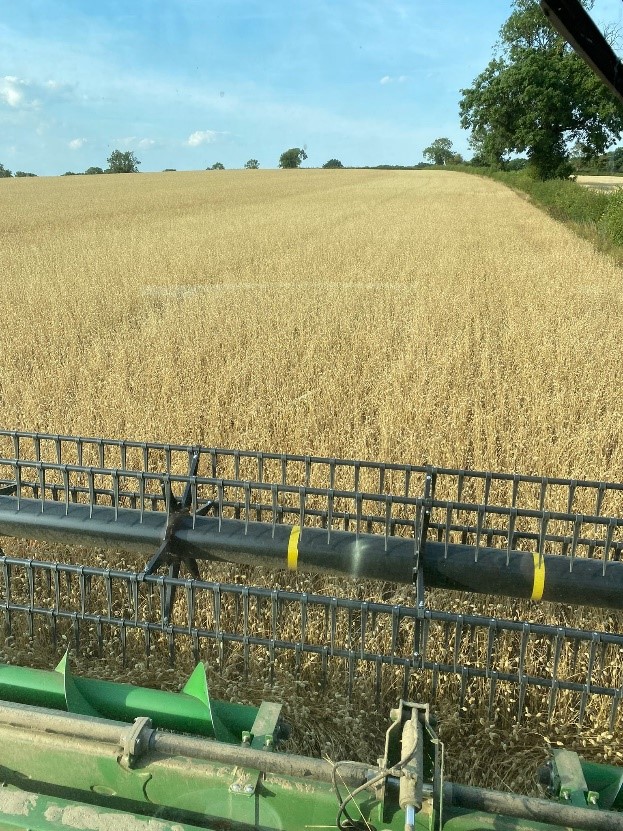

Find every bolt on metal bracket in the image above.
[229,765,260,796]
[119,716,154,769]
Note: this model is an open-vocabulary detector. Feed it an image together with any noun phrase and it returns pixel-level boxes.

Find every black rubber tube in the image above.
[1,496,623,610]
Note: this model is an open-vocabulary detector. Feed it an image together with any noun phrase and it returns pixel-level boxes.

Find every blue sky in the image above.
[2,0,622,176]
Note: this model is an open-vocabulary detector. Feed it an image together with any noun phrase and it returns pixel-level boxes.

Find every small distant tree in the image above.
[106,149,140,173]
[209,162,225,170]
[279,147,307,168]
[163,168,177,172]
[0,164,12,178]
[14,171,37,177]
[84,166,104,175]
[422,138,455,166]
[322,158,344,169]
[244,159,260,169]
[610,147,623,172]
[62,171,77,176]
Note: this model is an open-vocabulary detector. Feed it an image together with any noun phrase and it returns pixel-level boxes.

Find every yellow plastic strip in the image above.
[531,551,545,601]
[287,526,300,570]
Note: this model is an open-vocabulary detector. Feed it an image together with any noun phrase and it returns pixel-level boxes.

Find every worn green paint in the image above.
[0,717,618,831]
[0,723,403,831]
[0,784,202,831]
[0,659,619,830]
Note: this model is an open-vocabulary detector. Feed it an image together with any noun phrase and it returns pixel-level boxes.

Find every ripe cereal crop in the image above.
[1,168,623,789]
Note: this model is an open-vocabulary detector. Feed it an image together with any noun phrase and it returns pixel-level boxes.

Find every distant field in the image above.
[577,173,623,190]
[2,168,623,788]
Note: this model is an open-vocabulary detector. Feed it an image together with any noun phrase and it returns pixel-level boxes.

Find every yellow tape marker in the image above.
[287,526,301,570]
[531,551,545,601]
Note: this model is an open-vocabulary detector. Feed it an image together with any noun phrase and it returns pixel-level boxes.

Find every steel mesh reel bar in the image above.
[3,430,623,561]
[2,431,623,727]
[2,431,623,610]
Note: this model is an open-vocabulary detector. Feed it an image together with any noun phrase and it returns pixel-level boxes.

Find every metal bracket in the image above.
[414,470,434,617]
[551,748,592,808]
[380,701,441,828]
[229,702,283,797]
[119,717,154,769]
[229,766,260,796]
[248,701,283,749]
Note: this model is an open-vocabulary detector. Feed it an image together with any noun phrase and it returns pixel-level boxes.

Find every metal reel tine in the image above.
[548,680,559,722]
[610,689,622,733]
[488,671,498,720]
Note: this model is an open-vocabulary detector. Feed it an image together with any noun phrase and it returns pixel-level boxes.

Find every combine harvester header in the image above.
[0,431,623,828]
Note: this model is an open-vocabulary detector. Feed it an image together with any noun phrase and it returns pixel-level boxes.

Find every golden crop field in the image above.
[2,168,623,791]
[577,174,623,191]
[2,169,623,475]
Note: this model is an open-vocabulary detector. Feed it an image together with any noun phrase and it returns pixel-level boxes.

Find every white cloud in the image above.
[0,76,27,107]
[380,75,408,85]
[138,138,155,149]
[0,75,75,110]
[187,129,219,147]
[68,137,86,149]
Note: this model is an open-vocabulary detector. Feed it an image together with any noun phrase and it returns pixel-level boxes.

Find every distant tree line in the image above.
[17,139,607,178]
[569,145,623,175]
[0,163,37,178]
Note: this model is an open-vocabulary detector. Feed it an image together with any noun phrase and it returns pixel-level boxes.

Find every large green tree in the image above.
[422,138,455,165]
[0,164,12,178]
[279,147,307,168]
[459,0,623,179]
[106,150,141,173]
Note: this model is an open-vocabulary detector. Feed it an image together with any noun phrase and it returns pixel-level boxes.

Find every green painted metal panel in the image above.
[0,654,259,742]
[0,784,203,831]
[582,760,623,810]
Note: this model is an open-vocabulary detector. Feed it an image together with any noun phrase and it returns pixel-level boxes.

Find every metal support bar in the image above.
[443,781,623,831]
[144,449,204,621]
[0,699,371,786]
[541,0,623,105]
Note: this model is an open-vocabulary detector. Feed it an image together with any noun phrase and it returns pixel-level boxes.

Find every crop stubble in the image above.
[1,169,623,791]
